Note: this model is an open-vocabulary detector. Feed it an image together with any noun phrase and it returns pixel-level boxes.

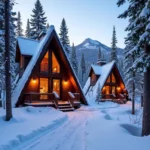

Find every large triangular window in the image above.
[52,52,60,73]
[112,73,116,83]
[40,52,49,72]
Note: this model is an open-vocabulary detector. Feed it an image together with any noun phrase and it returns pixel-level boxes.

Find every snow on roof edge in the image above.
[54,30,88,105]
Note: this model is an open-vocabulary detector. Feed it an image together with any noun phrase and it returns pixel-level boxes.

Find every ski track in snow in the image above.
[17,110,93,150]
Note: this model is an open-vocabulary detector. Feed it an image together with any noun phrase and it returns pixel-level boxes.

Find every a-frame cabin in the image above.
[83,60,128,104]
[12,26,88,111]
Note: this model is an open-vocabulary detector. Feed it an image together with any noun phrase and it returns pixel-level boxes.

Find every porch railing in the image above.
[24,92,58,108]
[68,92,80,107]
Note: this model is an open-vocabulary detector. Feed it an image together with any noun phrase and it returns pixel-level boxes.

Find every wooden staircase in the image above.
[58,101,74,112]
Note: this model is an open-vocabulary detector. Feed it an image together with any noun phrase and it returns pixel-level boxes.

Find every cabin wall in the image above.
[21,44,81,103]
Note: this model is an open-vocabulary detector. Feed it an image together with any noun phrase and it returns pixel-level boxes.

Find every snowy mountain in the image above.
[75,38,124,64]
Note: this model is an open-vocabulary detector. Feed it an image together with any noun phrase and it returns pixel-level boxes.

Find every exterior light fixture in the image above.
[32,77,36,83]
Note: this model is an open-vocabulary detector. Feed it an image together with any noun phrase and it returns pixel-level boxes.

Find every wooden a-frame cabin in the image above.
[12,26,88,111]
[83,60,128,104]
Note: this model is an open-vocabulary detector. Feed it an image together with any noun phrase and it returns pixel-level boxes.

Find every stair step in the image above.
[58,105,72,108]
[59,107,74,112]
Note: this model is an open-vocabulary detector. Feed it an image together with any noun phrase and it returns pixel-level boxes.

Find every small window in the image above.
[52,52,60,73]
[112,73,116,83]
[40,52,49,72]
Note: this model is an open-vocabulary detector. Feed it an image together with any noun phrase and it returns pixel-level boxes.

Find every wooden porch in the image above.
[23,92,81,111]
[99,94,127,104]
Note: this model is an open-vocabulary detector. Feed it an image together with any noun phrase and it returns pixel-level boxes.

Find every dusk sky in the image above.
[13,0,129,48]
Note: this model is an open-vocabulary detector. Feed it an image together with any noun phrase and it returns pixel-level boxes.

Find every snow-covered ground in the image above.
[0,102,150,150]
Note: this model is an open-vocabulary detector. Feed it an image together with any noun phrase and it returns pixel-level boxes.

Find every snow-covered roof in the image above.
[83,61,115,102]
[12,25,87,107]
[17,37,39,56]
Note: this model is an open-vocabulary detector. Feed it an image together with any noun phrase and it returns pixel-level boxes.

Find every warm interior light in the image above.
[32,78,36,83]
[117,87,121,90]
[64,80,68,85]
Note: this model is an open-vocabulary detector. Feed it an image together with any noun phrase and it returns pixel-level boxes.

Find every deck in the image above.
[24,92,81,111]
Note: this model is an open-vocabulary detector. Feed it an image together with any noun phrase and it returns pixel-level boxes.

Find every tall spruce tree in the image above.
[25,19,31,38]
[95,83,101,103]
[117,0,150,136]
[110,26,118,63]
[30,0,47,39]
[16,11,23,36]
[0,0,5,91]
[59,18,70,55]
[70,43,78,75]
[80,53,86,86]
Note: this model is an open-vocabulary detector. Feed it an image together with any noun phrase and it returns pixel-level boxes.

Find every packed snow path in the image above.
[17,110,94,150]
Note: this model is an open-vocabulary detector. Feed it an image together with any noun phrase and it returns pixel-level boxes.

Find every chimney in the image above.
[97,47,106,66]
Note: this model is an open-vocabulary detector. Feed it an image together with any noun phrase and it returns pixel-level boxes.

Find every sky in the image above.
[13,0,129,48]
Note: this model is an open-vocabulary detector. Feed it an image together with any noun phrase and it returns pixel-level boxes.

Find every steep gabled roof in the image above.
[12,25,88,107]
[17,37,39,55]
[91,61,115,88]
[83,61,116,96]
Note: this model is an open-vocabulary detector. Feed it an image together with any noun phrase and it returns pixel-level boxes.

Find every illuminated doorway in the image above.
[53,79,60,97]
[40,78,48,99]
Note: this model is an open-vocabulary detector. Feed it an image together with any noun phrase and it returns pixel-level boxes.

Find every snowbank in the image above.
[85,103,150,150]
[0,107,67,150]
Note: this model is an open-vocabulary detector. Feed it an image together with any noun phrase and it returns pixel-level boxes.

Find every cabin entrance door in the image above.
[52,79,60,99]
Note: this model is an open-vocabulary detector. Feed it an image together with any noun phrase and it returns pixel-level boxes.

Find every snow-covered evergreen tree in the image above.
[95,83,101,102]
[46,23,49,29]
[25,19,31,38]
[79,53,86,87]
[117,0,149,136]
[59,18,70,55]
[30,0,47,39]
[70,43,78,75]
[110,26,118,63]
[16,11,23,36]
[0,0,5,91]
[9,1,17,90]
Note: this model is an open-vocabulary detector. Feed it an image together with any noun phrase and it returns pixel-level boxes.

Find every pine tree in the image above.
[0,0,5,91]
[46,23,49,29]
[79,53,86,87]
[117,0,149,136]
[110,26,118,63]
[95,83,101,102]
[59,18,70,55]
[70,43,78,75]
[30,0,47,39]
[98,47,101,62]
[16,11,23,36]
[25,19,31,38]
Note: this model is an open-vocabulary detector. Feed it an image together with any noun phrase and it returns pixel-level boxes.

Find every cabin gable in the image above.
[15,29,87,107]
[102,64,126,99]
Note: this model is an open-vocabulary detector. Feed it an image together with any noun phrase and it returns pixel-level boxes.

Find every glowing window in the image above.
[52,52,60,73]
[106,76,111,83]
[105,86,110,95]
[112,86,116,94]
[40,78,48,99]
[40,52,48,72]
[53,79,60,97]
[112,73,116,83]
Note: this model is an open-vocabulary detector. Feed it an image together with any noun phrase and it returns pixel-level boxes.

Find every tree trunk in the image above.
[5,0,12,121]
[132,56,135,115]
[142,68,150,136]
[141,95,143,108]
[132,78,135,115]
